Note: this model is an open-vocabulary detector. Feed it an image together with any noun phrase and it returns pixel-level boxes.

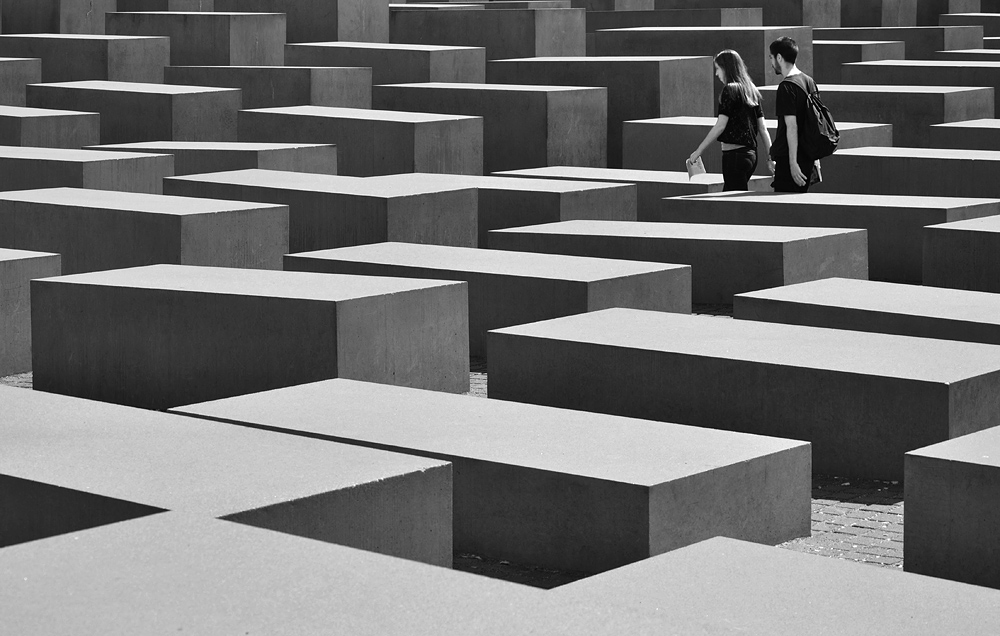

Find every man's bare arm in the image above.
[784,114,807,186]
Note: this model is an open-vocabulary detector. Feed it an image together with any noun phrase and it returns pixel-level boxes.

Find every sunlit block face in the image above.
[714,63,725,84]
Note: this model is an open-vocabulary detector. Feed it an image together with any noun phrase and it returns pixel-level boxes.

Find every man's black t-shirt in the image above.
[770,72,815,162]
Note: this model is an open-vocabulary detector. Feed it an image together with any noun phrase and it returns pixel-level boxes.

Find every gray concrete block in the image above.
[285,41,485,84]
[650,0,838,27]
[923,215,1000,292]
[940,12,1000,35]
[813,39,906,83]
[622,116,893,175]
[0,34,170,83]
[117,0,215,8]
[165,65,372,109]
[214,0,390,43]
[390,7,586,59]
[906,427,1000,589]
[841,0,917,26]
[32,264,470,407]
[585,7,762,33]
[552,536,1000,634]
[488,220,868,303]
[164,169,478,251]
[366,172,637,247]
[735,277,1000,345]
[175,378,811,573]
[842,59,1000,117]
[0,248,60,376]
[0,146,173,194]
[487,308,1000,479]
[285,242,691,355]
[486,57,713,168]
[652,191,1000,283]
[930,118,1000,149]
[374,82,605,173]
[933,46,1000,59]
[106,11,286,66]
[0,388,452,565]
[2,0,116,34]
[89,140,338,175]
[493,166,772,220]
[0,57,41,107]
[0,187,288,273]
[0,105,99,148]
[820,147,1000,197]
[26,80,241,144]
[813,25,984,57]
[238,105,483,177]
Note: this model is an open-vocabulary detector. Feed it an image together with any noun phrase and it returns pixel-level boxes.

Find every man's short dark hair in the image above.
[769,37,798,64]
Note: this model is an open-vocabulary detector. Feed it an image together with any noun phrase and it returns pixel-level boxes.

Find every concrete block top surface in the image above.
[111,11,285,16]
[837,146,1000,159]
[813,40,905,45]
[171,169,475,196]
[0,146,171,163]
[738,277,1000,325]
[93,141,337,151]
[0,187,286,216]
[907,424,1000,466]
[39,264,463,303]
[492,219,863,242]
[678,191,1000,209]
[31,80,240,96]
[760,84,990,95]
[291,242,686,281]
[377,82,605,93]
[492,55,707,63]
[291,42,483,52]
[927,215,1000,232]
[0,34,167,42]
[175,378,806,485]
[0,246,60,261]
[496,166,727,185]
[370,172,633,194]
[933,118,1000,129]
[247,105,479,124]
[598,26,804,32]
[846,59,1000,68]
[0,386,448,517]
[555,537,1000,634]
[492,308,1000,383]
[0,105,98,118]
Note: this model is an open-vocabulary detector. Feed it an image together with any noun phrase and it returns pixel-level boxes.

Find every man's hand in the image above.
[789,161,807,186]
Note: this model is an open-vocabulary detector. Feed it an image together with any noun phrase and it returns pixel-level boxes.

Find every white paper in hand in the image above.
[686,156,707,180]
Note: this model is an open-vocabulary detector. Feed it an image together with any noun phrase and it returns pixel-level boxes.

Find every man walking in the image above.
[768,37,819,192]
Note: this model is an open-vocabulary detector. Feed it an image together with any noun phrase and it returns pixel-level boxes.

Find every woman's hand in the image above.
[687,152,700,165]
[767,159,776,175]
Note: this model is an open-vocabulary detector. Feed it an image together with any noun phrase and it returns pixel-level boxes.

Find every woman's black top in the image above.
[717,84,763,149]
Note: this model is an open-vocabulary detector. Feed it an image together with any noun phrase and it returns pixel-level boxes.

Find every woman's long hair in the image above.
[714,49,761,107]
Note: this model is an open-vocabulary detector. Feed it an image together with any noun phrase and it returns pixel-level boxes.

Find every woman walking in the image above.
[688,49,773,191]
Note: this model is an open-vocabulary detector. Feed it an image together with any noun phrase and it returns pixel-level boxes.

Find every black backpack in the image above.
[785,74,839,161]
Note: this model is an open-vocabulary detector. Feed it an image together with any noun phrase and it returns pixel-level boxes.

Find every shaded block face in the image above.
[0,188,289,274]
[1,0,117,34]
[648,0,838,27]
[89,141,338,176]
[584,7,764,33]
[285,242,691,356]
[163,170,479,251]
[940,12,1000,36]
[906,429,1000,589]
[0,57,42,107]
[31,265,470,408]
[842,60,1000,117]
[923,216,1000,292]
[165,65,372,110]
[487,220,868,304]
[374,82,607,173]
[105,11,286,66]
[813,40,907,83]
[486,57,713,168]
[734,278,1000,345]
[820,147,1000,198]
[812,25,985,57]
[0,387,453,565]
[26,81,241,144]
[652,191,1000,283]
[487,309,1000,479]
[0,35,171,83]
[175,378,810,573]
[389,8,586,60]
[285,42,486,85]
[238,106,484,176]
[0,248,61,376]
[0,106,100,149]
[0,147,174,194]
[840,0,917,27]
[214,0,390,43]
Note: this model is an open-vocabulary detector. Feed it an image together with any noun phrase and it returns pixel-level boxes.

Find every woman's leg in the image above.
[723,148,756,191]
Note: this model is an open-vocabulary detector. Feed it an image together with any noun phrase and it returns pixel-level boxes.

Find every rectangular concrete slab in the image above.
[653,191,1000,282]
[584,8,763,34]
[0,105,99,148]
[551,536,1000,634]
[940,12,1000,35]
[813,25,984,57]
[488,220,868,303]
[165,65,372,109]
[285,242,691,356]
[906,426,1000,589]
[487,308,1000,479]
[285,42,486,84]
[493,166,772,219]
[174,378,810,573]
[366,172,637,247]
[0,146,173,194]
[213,0,391,43]
[0,388,452,565]
[928,117,1000,149]
[932,47,1000,60]
[105,11,286,66]
[238,105,483,177]
[814,40,907,83]
[820,146,1000,197]
[923,215,1000,292]
[840,0,917,26]
[373,82,607,173]
[2,0,116,34]
[735,277,1000,345]
[88,140,338,176]
[0,57,41,107]
[842,59,1000,117]
[0,34,170,83]
[0,187,288,273]
[27,80,241,144]
[31,264,470,408]
[650,0,837,27]
[0,248,60,376]
[163,169,478,251]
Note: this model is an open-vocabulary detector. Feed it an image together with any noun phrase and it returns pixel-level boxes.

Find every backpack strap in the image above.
[783,73,817,96]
